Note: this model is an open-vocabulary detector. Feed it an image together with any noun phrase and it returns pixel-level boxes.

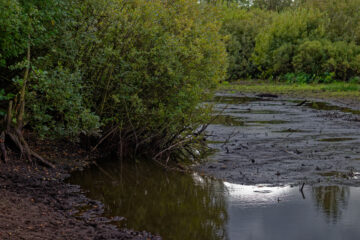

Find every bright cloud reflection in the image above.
[223,182,296,207]
[192,173,297,207]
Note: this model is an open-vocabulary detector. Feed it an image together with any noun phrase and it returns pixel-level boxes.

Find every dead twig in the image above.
[91,123,121,152]
[296,100,307,106]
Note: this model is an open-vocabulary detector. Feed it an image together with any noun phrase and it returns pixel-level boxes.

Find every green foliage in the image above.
[0,0,72,69]
[0,89,15,117]
[253,8,325,76]
[350,76,360,84]
[220,7,273,80]
[70,0,227,153]
[0,0,101,140]
[304,0,360,44]
[0,0,25,66]
[27,67,100,139]
[252,0,293,11]
[218,0,360,82]
[1,0,228,157]
[282,72,335,84]
[2,0,360,160]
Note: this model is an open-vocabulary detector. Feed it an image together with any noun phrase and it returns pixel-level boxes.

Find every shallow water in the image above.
[70,94,360,239]
[69,161,360,240]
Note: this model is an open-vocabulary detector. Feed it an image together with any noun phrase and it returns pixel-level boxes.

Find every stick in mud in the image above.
[296,100,307,106]
[299,182,306,199]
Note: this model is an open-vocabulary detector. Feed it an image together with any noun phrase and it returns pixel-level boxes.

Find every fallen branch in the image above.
[299,182,306,199]
[31,150,55,169]
[296,100,307,106]
[91,124,121,152]
[153,138,191,160]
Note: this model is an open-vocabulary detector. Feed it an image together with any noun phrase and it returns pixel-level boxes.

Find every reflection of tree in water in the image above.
[312,186,350,223]
[70,160,228,240]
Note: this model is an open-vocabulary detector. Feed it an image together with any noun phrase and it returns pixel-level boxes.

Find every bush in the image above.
[0,0,26,67]
[322,41,360,81]
[27,67,100,139]
[68,0,228,156]
[253,8,325,77]
[282,72,335,84]
[220,7,273,80]
[305,0,360,44]
[292,40,327,75]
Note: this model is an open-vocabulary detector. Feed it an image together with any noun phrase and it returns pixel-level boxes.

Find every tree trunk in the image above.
[0,131,7,163]
[0,35,55,168]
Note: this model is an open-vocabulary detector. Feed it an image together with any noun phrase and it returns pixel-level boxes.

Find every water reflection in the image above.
[69,161,360,240]
[70,161,228,240]
[312,186,350,223]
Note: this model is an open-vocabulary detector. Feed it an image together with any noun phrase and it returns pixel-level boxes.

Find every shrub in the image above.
[220,7,273,80]
[322,41,360,81]
[27,67,100,139]
[292,40,327,75]
[253,8,325,77]
[71,0,228,157]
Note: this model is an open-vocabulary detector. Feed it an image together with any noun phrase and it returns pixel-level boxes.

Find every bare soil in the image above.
[0,138,161,240]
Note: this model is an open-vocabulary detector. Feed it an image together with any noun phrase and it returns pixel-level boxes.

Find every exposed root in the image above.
[1,101,55,168]
[0,131,8,163]
[1,129,55,168]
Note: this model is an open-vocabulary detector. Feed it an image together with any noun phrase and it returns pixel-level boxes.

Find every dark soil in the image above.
[0,137,161,240]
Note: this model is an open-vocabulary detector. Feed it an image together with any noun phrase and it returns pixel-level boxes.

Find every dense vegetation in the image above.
[222,0,360,83]
[1,0,360,164]
[0,0,227,164]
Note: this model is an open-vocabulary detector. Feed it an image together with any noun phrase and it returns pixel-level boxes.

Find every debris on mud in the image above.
[197,93,360,186]
[256,93,278,98]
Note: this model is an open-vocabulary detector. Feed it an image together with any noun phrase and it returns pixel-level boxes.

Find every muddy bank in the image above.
[196,92,360,186]
[0,155,160,239]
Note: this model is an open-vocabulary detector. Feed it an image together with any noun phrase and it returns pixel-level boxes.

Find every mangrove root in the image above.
[0,129,55,168]
[1,101,54,168]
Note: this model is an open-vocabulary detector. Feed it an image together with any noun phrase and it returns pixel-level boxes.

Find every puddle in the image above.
[69,160,360,240]
[318,138,356,142]
[273,128,307,133]
[211,115,245,126]
[212,96,259,104]
[247,120,289,125]
[207,140,227,144]
[304,101,360,115]
[318,171,355,179]
[211,116,289,127]
[229,109,284,115]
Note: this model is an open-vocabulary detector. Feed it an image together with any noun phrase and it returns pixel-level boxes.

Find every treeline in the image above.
[1,0,360,163]
[221,0,360,83]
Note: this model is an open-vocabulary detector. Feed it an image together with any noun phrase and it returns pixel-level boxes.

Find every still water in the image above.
[69,160,360,240]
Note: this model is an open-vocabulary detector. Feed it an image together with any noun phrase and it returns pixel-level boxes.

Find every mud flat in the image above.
[196,92,360,186]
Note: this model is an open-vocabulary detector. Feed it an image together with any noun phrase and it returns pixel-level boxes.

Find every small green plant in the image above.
[0,88,15,116]
[349,76,360,84]
[281,72,336,84]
